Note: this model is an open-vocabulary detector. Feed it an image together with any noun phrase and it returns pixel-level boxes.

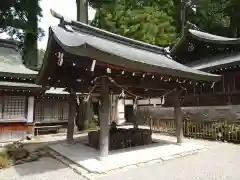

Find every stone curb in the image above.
[47,149,96,180]
[48,146,207,179]
[101,148,205,174]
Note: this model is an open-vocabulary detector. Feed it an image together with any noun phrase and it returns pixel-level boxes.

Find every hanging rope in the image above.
[83,84,97,102]
[82,75,187,102]
[211,81,216,89]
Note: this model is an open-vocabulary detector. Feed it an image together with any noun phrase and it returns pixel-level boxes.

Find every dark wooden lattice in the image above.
[34,99,69,122]
[2,96,26,120]
[0,96,3,119]
[34,99,44,122]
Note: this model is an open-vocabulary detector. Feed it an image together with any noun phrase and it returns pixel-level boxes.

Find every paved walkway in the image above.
[50,134,205,173]
[1,136,240,180]
[98,141,240,180]
[0,157,86,180]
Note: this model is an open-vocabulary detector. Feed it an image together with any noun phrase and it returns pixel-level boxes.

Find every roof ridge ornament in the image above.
[49,9,167,56]
[56,52,64,66]
[50,9,74,32]
[50,9,71,25]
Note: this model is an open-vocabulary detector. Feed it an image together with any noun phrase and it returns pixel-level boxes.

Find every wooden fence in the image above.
[148,119,240,143]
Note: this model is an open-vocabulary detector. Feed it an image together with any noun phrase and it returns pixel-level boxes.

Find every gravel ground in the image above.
[1,138,240,180]
[0,157,86,180]
[98,141,240,180]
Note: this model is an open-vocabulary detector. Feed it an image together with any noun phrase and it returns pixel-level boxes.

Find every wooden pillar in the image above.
[76,97,93,131]
[99,77,110,159]
[133,98,138,129]
[174,89,183,144]
[76,98,85,131]
[67,92,76,144]
[233,74,236,91]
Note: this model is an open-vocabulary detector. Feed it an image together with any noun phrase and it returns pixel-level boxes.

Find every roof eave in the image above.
[37,13,221,85]
[0,72,37,79]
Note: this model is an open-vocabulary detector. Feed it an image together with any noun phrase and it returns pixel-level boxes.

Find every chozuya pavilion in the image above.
[36,10,220,159]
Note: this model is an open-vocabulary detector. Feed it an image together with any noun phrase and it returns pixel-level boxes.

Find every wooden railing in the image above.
[148,119,240,143]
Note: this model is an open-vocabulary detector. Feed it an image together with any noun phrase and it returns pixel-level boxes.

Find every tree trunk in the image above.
[75,98,84,130]
[23,0,38,68]
[84,98,93,128]
[76,0,89,24]
[76,98,93,131]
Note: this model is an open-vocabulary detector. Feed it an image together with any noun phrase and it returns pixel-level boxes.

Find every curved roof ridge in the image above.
[189,29,240,43]
[51,9,168,56]
[187,52,240,70]
[171,27,240,55]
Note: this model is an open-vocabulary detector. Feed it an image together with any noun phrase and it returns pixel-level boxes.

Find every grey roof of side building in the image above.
[170,25,240,71]
[38,10,221,83]
[187,52,240,71]
[0,39,38,78]
[171,27,240,55]
[188,29,240,44]
[0,81,41,88]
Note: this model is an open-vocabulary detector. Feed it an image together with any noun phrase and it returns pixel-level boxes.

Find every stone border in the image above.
[47,148,97,180]
[47,146,208,180]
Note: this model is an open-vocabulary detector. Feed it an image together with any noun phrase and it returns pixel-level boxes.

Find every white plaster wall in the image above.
[125,99,133,105]
[27,96,34,123]
[117,99,126,125]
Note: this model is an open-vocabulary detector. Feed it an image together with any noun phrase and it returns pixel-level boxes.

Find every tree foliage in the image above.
[92,0,177,46]
[0,0,44,67]
[90,0,240,47]
[173,0,240,37]
[186,0,230,36]
[0,0,44,42]
[225,0,240,37]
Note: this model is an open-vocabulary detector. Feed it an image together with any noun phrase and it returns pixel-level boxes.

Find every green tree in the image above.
[92,0,177,46]
[0,0,44,67]
[191,0,230,36]
[172,0,236,37]
[37,49,45,68]
[225,0,240,37]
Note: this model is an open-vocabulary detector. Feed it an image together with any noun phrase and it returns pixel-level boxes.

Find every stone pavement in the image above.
[1,137,240,180]
[98,141,240,180]
[0,157,86,180]
[49,133,206,173]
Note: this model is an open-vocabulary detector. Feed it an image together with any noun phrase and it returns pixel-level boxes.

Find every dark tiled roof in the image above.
[38,10,220,83]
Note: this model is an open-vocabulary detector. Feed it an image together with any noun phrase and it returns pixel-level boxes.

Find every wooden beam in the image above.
[174,89,183,144]
[45,75,179,92]
[99,77,110,159]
